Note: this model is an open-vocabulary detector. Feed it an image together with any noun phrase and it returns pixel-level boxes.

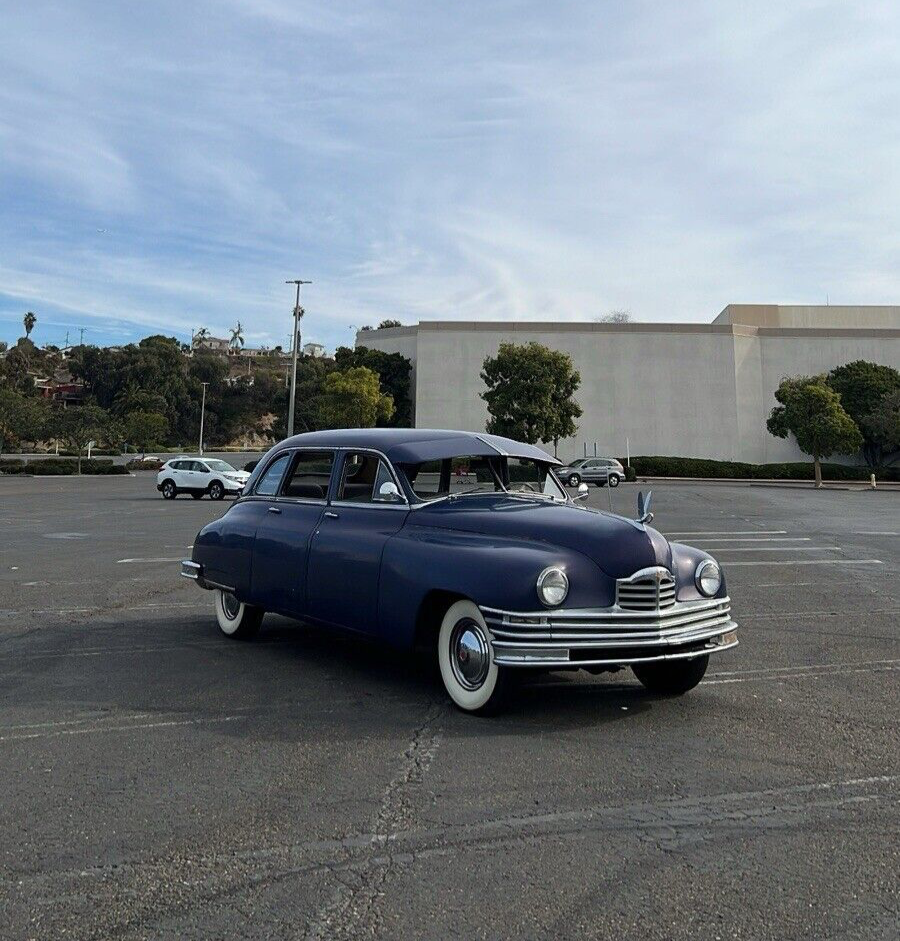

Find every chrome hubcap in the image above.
[221,592,241,621]
[450,618,489,690]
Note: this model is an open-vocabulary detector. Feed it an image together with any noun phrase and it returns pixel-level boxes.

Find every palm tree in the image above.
[229,322,245,353]
[23,311,36,339]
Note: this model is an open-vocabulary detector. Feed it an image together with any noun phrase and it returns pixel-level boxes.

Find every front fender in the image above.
[670,542,728,602]
[379,526,615,648]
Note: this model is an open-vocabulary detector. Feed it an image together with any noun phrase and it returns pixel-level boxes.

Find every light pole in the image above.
[198,382,209,455]
[285,279,311,438]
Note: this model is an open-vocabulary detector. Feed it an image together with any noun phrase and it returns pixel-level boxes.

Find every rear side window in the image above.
[282,451,334,500]
[255,454,291,496]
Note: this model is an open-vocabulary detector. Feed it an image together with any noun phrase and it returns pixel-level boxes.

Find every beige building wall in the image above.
[358,308,900,464]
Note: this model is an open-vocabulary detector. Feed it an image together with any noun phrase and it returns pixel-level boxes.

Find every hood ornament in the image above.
[636,490,653,525]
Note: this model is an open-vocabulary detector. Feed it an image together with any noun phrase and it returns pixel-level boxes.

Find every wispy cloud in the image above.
[2,1,899,350]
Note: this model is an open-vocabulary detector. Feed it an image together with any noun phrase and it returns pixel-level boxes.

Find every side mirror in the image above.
[637,490,653,524]
[376,481,404,503]
[574,482,589,502]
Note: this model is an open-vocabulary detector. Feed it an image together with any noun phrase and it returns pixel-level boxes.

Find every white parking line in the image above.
[712,546,841,552]
[727,558,883,567]
[0,714,247,743]
[116,557,183,564]
[688,537,811,543]
[667,530,788,536]
[705,665,899,685]
[857,531,899,536]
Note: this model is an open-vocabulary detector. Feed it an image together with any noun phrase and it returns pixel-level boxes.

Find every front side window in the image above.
[255,453,291,496]
[337,452,402,504]
[281,450,334,500]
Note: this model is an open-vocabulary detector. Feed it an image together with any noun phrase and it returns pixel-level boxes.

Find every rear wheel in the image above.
[214,589,263,639]
[632,655,709,695]
[567,473,581,487]
[209,480,225,501]
[438,599,512,715]
[161,479,177,500]
[608,474,620,488]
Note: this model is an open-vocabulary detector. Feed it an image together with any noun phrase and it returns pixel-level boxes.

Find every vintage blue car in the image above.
[182,429,738,714]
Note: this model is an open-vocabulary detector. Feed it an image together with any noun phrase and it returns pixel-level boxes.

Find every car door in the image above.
[193,460,213,489]
[307,451,408,635]
[581,459,601,482]
[250,449,335,616]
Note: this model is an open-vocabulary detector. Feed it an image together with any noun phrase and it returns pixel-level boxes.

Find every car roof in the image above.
[274,428,560,466]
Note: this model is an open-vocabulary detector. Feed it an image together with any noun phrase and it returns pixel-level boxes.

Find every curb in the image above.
[633,476,899,491]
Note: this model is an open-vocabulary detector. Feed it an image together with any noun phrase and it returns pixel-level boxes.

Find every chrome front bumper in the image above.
[480,596,738,668]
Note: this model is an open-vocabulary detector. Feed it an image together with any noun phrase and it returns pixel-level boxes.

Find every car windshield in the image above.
[203,460,237,472]
[399,455,567,502]
[566,458,587,468]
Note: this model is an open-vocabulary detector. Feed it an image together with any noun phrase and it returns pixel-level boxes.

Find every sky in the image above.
[2,1,899,351]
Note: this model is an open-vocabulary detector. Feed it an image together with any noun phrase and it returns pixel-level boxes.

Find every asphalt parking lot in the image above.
[1,474,897,940]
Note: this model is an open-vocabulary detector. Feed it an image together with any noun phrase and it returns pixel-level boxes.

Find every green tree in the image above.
[827,360,900,467]
[50,404,109,473]
[767,376,863,486]
[480,342,583,454]
[861,390,900,465]
[334,346,412,426]
[122,410,169,458]
[378,319,403,329]
[0,389,49,454]
[23,311,36,339]
[319,367,394,429]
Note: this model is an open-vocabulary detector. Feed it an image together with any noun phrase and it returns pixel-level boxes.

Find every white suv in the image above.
[156,457,250,501]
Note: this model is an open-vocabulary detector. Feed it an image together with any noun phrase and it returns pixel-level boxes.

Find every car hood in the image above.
[408,496,672,579]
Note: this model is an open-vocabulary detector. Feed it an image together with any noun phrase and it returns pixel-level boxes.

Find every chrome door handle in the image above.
[267,506,282,514]
[324,511,339,519]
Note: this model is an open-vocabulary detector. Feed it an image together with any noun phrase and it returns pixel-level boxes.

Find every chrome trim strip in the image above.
[180,560,201,580]
[494,638,739,667]
[481,595,730,621]
[491,619,736,649]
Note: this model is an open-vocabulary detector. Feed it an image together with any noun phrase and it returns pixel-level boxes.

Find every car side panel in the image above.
[378,525,612,649]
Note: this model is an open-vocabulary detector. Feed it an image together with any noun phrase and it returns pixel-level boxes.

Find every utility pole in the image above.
[285,279,311,438]
[78,327,85,347]
[199,382,209,455]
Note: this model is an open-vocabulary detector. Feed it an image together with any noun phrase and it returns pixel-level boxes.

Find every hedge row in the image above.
[0,458,129,476]
[620,456,900,482]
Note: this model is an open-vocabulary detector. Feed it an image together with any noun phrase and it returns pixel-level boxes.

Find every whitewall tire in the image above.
[214,589,263,639]
[438,599,511,715]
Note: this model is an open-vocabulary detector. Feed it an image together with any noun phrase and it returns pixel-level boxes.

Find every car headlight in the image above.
[537,567,569,606]
[695,559,722,597]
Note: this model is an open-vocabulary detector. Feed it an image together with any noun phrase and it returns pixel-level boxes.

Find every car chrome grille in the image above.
[480,594,736,667]
[616,569,676,611]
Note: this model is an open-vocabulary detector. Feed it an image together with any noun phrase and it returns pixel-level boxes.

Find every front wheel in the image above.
[632,655,709,695]
[438,600,512,715]
[161,480,177,500]
[567,473,581,487]
[214,589,264,639]
[209,481,225,501]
